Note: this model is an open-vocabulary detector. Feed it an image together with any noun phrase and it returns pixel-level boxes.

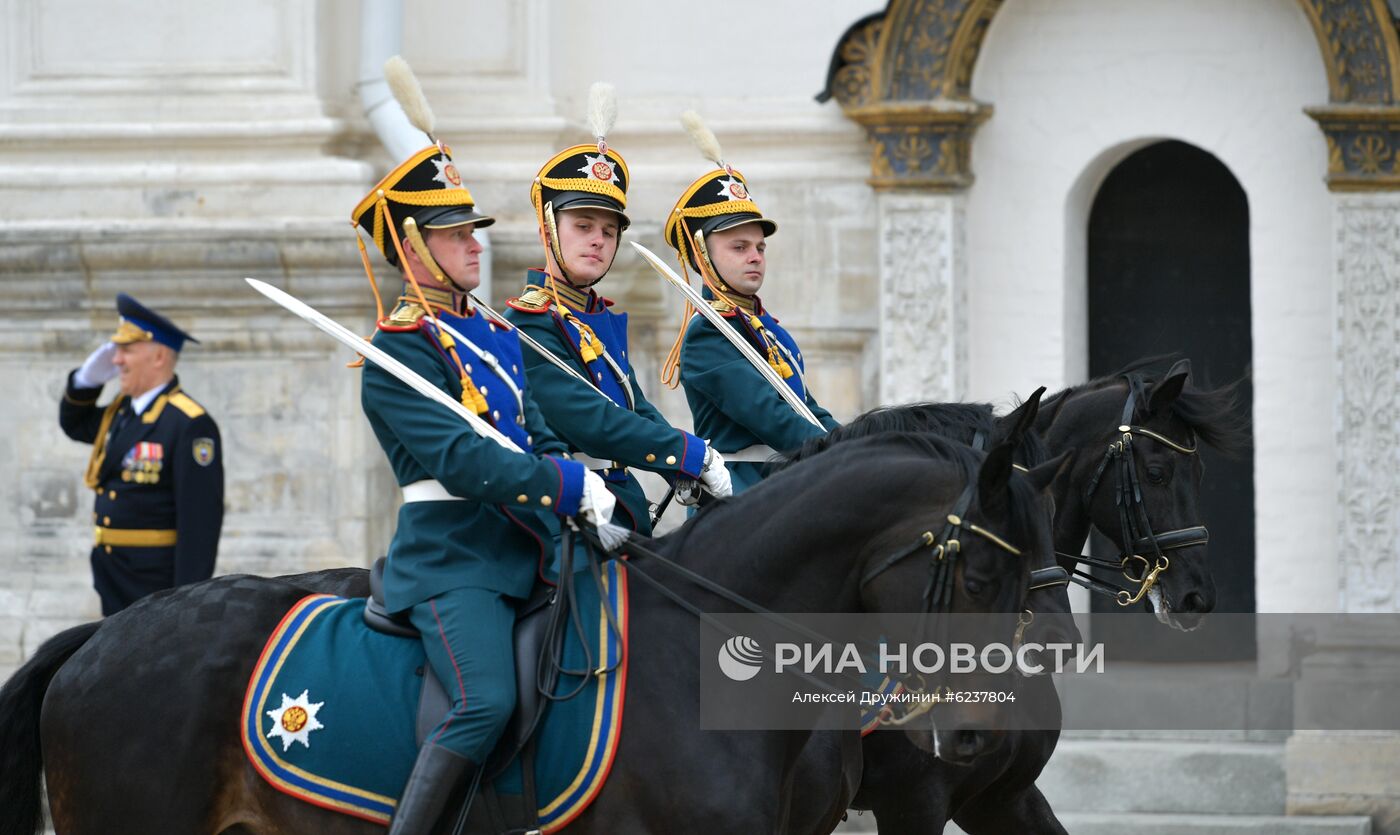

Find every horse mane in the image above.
[845,431,1048,559]
[674,430,1046,562]
[774,400,1049,470]
[1040,354,1251,456]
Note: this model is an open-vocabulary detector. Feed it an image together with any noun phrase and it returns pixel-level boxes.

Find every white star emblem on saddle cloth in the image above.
[266,689,326,752]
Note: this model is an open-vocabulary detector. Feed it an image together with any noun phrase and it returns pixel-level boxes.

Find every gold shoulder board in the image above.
[509,288,553,312]
[167,392,206,418]
[387,301,428,326]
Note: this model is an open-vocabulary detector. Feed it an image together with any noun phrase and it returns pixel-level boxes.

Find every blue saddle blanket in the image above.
[240,560,628,830]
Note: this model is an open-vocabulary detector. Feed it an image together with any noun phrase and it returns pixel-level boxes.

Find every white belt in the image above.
[720,444,778,463]
[402,479,464,503]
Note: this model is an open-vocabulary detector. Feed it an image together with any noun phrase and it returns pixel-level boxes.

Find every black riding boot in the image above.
[388,743,474,835]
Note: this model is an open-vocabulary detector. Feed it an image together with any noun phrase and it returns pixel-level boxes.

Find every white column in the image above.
[1287,193,1400,828]
[1334,194,1400,614]
[876,191,969,405]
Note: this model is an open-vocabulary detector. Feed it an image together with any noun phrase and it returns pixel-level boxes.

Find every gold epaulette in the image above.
[507,288,553,313]
[387,301,428,327]
[708,297,736,314]
[167,392,206,419]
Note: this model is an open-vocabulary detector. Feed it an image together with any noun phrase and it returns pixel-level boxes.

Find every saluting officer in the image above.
[59,295,223,615]
[504,84,731,534]
[661,113,840,494]
[354,58,614,835]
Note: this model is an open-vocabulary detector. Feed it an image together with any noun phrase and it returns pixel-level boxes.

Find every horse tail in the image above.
[0,621,101,835]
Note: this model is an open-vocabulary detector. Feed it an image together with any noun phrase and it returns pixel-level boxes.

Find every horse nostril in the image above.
[1180,592,1208,613]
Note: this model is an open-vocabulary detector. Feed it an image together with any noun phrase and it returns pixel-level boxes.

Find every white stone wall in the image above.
[967,0,1334,613]
[0,0,883,678]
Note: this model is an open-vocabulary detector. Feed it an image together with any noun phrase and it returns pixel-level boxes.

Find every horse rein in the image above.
[1059,378,1209,606]
[577,477,1029,728]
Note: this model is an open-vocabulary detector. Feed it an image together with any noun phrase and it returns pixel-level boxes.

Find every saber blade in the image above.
[243,277,521,452]
[630,241,823,428]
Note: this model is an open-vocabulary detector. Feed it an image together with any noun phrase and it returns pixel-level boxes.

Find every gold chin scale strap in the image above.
[660,222,792,385]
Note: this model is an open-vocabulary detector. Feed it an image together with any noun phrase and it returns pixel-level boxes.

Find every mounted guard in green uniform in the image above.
[504,84,731,534]
[350,58,615,835]
[660,113,840,493]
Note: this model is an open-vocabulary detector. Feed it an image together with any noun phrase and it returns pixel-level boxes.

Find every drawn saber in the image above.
[244,278,521,453]
[630,240,824,428]
[246,276,634,550]
[463,293,630,400]
[450,296,650,471]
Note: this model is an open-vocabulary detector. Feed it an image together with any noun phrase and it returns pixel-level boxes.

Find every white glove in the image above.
[74,342,119,388]
[579,470,616,528]
[699,446,733,499]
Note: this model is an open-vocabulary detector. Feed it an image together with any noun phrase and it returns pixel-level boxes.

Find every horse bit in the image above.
[1063,378,1209,606]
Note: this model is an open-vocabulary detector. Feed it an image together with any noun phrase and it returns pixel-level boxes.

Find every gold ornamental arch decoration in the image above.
[819,0,1400,191]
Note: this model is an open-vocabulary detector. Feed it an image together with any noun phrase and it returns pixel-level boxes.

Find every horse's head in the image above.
[853,433,1064,765]
[784,389,1081,669]
[1042,357,1249,630]
[995,391,1082,664]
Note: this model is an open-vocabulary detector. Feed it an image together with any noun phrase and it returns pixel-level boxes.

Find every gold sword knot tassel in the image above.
[567,314,605,364]
[459,374,490,416]
[749,316,793,379]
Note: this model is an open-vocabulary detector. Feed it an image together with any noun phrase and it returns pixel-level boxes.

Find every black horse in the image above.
[0,431,1063,835]
[783,358,1249,834]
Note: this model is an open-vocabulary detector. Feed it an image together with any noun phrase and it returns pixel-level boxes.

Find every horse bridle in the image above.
[964,429,1071,667]
[858,483,1027,614]
[1060,378,1210,606]
[855,481,1036,726]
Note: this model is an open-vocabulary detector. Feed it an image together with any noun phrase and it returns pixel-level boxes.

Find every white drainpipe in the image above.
[356,0,492,298]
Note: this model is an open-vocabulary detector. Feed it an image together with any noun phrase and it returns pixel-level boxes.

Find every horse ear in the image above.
[1002,386,1046,443]
[1148,360,1190,414]
[1025,451,1072,493]
[978,440,1015,518]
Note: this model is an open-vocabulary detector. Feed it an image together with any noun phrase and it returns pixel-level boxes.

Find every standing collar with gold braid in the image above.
[523,271,602,315]
[706,289,762,317]
[382,283,467,328]
[547,277,595,313]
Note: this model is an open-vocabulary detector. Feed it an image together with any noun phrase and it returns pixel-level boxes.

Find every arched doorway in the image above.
[1086,140,1257,641]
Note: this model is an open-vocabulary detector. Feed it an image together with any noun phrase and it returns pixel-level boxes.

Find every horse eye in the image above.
[1147,465,1168,484]
[965,578,985,597]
